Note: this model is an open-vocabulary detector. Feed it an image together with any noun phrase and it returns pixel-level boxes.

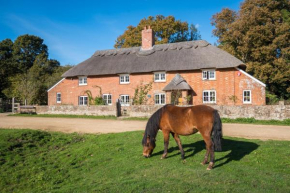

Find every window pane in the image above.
[84,77,87,84]
[209,71,215,79]
[79,97,83,105]
[155,74,159,80]
[161,94,165,104]
[161,73,165,80]
[203,92,209,102]
[210,91,215,102]
[108,95,112,104]
[125,75,129,82]
[84,97,87,105]
[155,95,160,104]
[120,76,124,82]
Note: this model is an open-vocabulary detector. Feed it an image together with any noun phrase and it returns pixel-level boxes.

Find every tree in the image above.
[211,0,290,99]
[0,39,14,98]
[114,15,201,48]
[1,34,71,105]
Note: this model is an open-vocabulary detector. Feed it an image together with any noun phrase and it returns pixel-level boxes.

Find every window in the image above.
[203,90,216,103]
[103,94,112,105]
[79,96,88,106]
[120,95,130,106]
[202,69,216,80]
[155,93,166,105]
[120,74,130,84]
[79,76,87,85]
[56,93,61,103]
[243,90,251,104]
[154,72,166,82]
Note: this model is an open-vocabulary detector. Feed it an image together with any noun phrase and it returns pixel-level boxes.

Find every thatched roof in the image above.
[62,40,244,78]
[163,74,191,91]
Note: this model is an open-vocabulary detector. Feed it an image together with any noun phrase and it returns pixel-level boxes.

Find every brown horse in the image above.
[142,105,222,170]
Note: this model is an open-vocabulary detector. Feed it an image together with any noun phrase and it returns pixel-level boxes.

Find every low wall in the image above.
[36,105,290,120]
[36,105,117,116]
[211,105,290,120]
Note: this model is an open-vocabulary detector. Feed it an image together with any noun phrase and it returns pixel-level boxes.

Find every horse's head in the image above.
[142,135,156,158]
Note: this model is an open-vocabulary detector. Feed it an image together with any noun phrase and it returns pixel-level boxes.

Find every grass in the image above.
[0,129,290,192]
[8,113,290,126]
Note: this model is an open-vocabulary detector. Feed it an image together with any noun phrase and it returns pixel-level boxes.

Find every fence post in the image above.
[12,97,15,113]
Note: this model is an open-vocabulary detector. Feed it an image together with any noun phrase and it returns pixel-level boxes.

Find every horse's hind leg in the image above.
[201,134,215,170]
[161,131,170,159]
[172,133,185,160]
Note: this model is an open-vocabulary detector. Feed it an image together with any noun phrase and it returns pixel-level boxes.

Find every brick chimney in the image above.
[141,26,154,50]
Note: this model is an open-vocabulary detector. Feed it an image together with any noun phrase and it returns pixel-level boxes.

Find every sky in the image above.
[0,0,242,65]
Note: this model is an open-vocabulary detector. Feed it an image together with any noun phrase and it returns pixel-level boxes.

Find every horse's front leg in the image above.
[161,131,170,159]
[172,133,185,160]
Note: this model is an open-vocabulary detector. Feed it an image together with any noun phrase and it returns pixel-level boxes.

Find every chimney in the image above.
[141,26,154,50]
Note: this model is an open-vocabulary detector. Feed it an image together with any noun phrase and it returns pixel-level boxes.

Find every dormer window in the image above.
[79,76,87,85]
[154,72,166,82]
[202,69,216,80]
[120,74,130,84]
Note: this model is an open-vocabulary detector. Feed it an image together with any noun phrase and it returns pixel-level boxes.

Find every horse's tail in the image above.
[212,110,222,151]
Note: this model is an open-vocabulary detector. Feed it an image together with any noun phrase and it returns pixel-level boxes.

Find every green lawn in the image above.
[0,129,289,192]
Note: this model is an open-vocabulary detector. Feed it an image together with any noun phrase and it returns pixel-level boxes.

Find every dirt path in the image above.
[0,113,290,141]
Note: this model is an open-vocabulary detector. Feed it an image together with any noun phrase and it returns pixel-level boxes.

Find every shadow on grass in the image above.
[152,138,259,168]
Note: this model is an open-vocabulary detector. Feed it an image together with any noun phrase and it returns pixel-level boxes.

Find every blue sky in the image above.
[0,0,242,65]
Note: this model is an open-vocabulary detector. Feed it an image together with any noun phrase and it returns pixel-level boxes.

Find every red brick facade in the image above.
[48,67,266,106]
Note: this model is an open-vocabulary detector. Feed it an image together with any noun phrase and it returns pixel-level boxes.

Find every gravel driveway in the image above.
[0,113,290,141]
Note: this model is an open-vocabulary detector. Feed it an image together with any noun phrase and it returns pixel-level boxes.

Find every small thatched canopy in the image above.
[62,40,245,78]
[163,74,191,91]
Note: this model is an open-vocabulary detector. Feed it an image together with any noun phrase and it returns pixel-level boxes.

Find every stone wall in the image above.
[36,105,117,116]
[36,105,290,120]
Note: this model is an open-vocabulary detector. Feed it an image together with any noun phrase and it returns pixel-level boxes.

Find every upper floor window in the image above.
[79,96,88,106]
[56,93,61,103]
[120,74,130,84]
[155,93,166,105]
[203,90,216,104]
[79,76,87,85]
[154,72,166,82]
[120,95,130,106]
[103,94,112,105]
[202,69,216,80]
[243,90,251,104]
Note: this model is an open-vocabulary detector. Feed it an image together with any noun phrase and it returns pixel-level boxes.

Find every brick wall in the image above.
[48,68,265,106]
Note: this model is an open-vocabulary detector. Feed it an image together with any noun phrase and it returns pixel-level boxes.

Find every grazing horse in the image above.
[142,105,222,170]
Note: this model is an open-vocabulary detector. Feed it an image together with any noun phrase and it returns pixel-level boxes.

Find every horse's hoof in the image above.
[206,167,212,170]
[161,156,166,159]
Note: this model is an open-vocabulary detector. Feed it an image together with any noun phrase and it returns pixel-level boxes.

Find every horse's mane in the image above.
[142,105,170,145]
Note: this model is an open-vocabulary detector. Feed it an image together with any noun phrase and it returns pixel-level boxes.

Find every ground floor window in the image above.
[79,96,88,106]
[103,94,112,105]
[203,90,216,103]
[56,93,61,103]
[120,95,130,106]
[155,93,166,105]
[243,90,251,104]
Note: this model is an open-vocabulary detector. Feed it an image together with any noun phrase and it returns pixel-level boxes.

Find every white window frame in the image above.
[155,93,166,105]
[243,90,252,104]
[56,92,61,103]
[103,94,112,105]
[202,69,216,80]
[154,72,166,82]
[78,76,87,86]
[119,74,130,84]
[79,96,88,106]
[120,95,130,106]
[203,90,216,104]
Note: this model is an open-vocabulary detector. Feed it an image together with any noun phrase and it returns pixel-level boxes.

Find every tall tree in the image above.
[114,15,201,48]
[211,0,290,99]
[0,39,14,98]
